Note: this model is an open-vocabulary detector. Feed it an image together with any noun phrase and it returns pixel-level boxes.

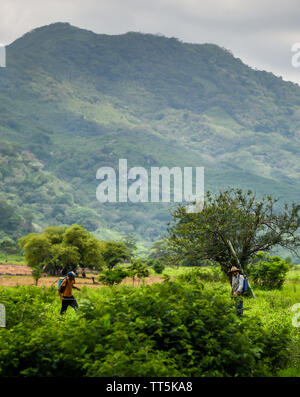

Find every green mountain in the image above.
[0,22,299,246]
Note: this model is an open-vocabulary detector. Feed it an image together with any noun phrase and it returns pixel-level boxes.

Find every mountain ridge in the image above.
[0,22,299,245]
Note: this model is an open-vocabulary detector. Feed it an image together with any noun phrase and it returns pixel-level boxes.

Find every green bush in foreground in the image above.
[0,281,293,377]
[98,267,129,286]
[178,267,226,283]
[249,252,290,290]
[152,260,165,274]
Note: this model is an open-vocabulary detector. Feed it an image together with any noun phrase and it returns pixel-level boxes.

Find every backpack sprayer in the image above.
[227,240,255,299]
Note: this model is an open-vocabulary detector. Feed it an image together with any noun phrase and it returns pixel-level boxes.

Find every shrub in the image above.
[249,253,290,290]
[128,259,150,284]
[178,267,225,283]
[152,259,165,274]
[98,267,129,286]
[0,282,293,377]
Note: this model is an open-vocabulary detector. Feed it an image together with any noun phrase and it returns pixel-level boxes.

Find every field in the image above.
[0,264,300,377]
[0,263,169,288]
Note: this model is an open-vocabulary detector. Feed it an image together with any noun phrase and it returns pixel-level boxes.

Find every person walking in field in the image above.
[230,266,244,317]
[59,271,81,315]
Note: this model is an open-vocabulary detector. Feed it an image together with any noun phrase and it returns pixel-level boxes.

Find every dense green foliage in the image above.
[151,259,165,274]
[0,197,33,241]
[0,237,21,258]
[0,141,100,240]
[100,241,130,270]
[177,267,227,283]
[0,277,296,377]
[1,23,300,247]
[249,252,290,290]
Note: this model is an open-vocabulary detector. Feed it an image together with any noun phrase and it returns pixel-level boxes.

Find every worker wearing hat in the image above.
[59,271,81,315]
[229,266,244,317]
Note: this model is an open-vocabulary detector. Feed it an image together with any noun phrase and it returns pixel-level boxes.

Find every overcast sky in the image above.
[1,0,300,84]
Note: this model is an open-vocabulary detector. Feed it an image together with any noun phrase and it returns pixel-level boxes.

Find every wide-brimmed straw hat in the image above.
[229,266,240,273]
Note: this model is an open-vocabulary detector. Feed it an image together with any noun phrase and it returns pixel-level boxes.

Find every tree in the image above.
[19,234,52,268]
[101,242,130,270]
[128,259,150,285]
[19,224,104,276]
[152,259,165,274]
[62,225,90,256]
[62,224,104,270]
[50,245,80,275]
[167,188,300,278]
[81,238,105,271]
[43,226,65,244]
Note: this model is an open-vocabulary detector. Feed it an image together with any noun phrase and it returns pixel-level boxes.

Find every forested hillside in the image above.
[0,22,299,243]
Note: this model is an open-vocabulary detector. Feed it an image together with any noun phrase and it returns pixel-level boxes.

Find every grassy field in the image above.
[0,253,25,264]
[0,263,299,286]
[246,283,300,376]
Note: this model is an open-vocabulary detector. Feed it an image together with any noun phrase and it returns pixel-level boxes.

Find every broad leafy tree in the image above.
[19,224,105,275]
[167,188,300,277]
[19,234,52,268]
[101,241,130,270]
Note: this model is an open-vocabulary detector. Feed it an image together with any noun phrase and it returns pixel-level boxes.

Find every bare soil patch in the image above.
[0,263,31,276]
[0,267,164,288]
